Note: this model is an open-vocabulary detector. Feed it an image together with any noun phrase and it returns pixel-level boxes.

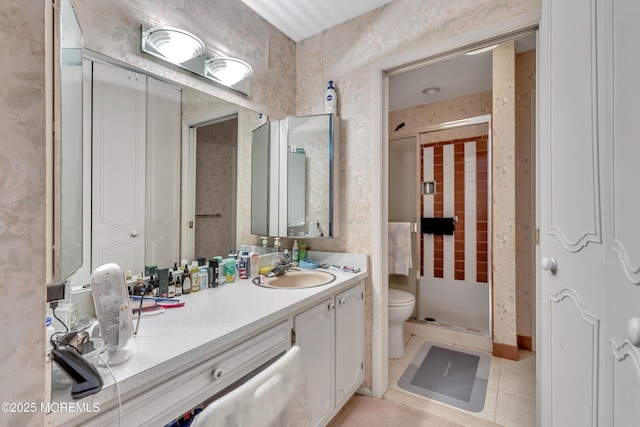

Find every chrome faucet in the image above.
[268,252,291,277]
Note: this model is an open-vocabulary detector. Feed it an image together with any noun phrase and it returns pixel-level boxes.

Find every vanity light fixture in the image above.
[142,26,205,64]
[140,24,253,95]
[205,57,253,86]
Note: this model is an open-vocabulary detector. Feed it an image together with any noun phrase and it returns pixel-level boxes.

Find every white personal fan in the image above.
[90,263,134,366]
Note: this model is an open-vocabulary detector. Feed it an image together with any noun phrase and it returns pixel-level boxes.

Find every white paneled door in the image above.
[539,0,640,425]
[92,62,146,274]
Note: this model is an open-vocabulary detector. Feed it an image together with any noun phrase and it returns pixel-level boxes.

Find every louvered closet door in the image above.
[92,62,146,274]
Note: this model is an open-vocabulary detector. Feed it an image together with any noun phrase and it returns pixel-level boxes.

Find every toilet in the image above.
[388,289,416,359]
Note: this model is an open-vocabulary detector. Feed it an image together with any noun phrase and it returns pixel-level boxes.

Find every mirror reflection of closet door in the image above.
[145,78,181,269]
[92,62,146,274]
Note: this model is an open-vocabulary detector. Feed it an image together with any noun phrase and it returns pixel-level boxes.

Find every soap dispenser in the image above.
[274,237,281,253]
[260,236,270,254]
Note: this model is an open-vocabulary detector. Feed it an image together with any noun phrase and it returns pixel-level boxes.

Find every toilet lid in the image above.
[388,289,415,306]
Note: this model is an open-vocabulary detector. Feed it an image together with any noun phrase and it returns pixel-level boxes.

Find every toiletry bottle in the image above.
[199,265,208,290]
[249,249,259,278]
[134,275,145,296]
[239,250,250,280]
[182,264,191,294]
[45,316,56,353]
[225,258,236,283]
[175,271,183,296]
[190,261,200,292]
[208,258,216,288]
[274,237,281,253]
[168,271,176,298]
[325,80,337,115]
[261,237,269,254]
[292,240,299,266]
[215,256,225,286]
[299,242,307,260]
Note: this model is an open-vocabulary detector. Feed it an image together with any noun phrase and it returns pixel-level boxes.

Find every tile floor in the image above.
[330,331,536,427]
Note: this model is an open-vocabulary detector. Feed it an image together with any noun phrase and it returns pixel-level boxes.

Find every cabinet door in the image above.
[145,77,181,269]
[335,282,365,408]
[294,298,335,427]
[92,62,146,273]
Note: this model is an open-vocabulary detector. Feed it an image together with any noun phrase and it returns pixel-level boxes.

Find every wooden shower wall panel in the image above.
[433,145,444,278]
[454,143,465,281]
[476,138,489,283]
[421,136,489,283]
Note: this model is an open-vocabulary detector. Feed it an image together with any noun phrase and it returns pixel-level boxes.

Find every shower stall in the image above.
[389,116,491,335]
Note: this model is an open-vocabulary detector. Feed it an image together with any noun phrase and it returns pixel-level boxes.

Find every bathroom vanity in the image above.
[46,253,367,427]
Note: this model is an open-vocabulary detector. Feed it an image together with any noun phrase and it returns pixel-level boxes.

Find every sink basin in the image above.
[255,270,336,289]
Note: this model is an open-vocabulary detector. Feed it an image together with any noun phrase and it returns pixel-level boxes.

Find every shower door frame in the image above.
[390,114,493,336]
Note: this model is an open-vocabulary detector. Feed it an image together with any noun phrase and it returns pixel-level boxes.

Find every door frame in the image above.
[390,115,493,334]
[369,12,541,398]
[181,109,239,262]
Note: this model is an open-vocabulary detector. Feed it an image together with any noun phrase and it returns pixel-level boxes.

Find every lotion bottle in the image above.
[325,80,337,115]
[249,249,259,278]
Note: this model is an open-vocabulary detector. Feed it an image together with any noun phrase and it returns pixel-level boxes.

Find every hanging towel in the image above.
[421,217,455,235]
[388,222,413,276]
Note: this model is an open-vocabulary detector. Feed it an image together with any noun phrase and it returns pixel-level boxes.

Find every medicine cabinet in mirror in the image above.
[250,121,280,237]
[279,113,339,239]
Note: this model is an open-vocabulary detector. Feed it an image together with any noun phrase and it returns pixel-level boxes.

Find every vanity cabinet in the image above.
[294,281,365,427]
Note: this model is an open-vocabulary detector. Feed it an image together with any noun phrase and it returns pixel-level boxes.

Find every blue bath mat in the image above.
[398,341,491,412]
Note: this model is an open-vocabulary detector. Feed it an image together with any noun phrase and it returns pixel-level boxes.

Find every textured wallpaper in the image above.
[0,1,47,425]
[492,41,517,347]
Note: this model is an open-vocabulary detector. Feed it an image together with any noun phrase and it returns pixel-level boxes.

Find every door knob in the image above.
[131,230,138,237]
[627,318,640,347]
[541,256,557,272]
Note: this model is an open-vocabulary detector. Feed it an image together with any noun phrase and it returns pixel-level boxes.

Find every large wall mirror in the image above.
[280,113,339,238]
[53,0,83,282]
[51,47,263,285]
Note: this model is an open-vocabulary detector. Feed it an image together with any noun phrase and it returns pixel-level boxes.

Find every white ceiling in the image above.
[389,35,536,111]
[389,51,494,112]
[239,0,393,42]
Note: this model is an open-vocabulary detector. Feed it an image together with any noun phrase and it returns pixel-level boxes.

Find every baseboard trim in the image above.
[493,342,519,360]
[517,335,533,351]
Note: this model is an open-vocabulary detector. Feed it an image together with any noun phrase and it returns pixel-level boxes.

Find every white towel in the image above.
[388,222,413,276]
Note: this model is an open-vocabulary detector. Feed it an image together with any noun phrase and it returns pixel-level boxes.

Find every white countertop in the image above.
[47,252,368,426]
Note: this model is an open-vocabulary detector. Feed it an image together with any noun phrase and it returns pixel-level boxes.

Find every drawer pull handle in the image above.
[212,368,223,379]
[339,298,346,305]
[328,303,335,311]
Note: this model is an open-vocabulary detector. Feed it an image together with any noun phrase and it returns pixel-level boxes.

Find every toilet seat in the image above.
[388,289,415,307]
